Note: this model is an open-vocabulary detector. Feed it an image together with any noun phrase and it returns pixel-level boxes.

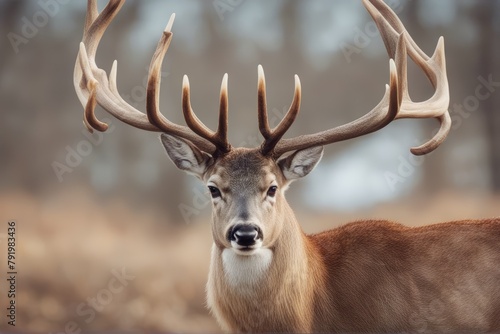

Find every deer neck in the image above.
[221,204,311,291]
[207,203,323,331]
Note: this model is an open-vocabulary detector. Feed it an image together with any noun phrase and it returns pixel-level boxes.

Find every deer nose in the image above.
[230,224,260,247]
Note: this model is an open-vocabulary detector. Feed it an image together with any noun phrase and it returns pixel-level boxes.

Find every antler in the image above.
[74,0,231,155]
[259,0,450,158]
[258,65,302,155]
[182,74,231,155]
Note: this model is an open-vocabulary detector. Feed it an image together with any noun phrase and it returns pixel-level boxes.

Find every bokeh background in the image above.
[1,0,500,332]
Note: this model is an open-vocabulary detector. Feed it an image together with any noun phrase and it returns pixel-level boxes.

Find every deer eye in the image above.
[208,186,221,199]
[267,186,278,198]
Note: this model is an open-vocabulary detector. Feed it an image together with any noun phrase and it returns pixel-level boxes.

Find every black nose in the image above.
[230,224,260,247]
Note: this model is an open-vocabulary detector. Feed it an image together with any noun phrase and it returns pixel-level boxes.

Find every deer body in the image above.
[74,0,500,332]
[210,218,500,332]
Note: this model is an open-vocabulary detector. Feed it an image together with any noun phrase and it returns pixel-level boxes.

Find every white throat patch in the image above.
[222,248,273,293]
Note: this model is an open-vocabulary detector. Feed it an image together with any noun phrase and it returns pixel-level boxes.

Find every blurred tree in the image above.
[0,1,24,71]
[475,2,500,192]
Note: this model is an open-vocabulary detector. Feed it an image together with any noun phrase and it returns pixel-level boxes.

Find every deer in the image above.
[74,0,500,332]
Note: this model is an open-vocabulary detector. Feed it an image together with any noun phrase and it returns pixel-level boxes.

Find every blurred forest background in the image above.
[0,0,499,332]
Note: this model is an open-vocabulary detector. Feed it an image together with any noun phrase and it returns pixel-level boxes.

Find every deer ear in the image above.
[160,134,213,179]
[278,146,323,181]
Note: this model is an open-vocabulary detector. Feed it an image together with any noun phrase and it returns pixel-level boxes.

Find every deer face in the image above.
[161,134,323,255]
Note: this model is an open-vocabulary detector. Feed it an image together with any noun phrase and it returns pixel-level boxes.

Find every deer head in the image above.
[74,0,451,255]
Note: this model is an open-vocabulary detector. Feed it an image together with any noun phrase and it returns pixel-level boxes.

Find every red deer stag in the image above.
[74,0,500,332]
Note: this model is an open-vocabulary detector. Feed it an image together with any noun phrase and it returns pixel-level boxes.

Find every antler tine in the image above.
[217,73,230,151]
[82,79,107,132]
[269,0,450,158]
[182,74,231,154]
[258,65,271,140]
[84,0,98,40]
[83,0,124,59]
[74,0,219,154]
[146,14,193,138]
[79,51,107,133]
[75,0,122,130]
[258,65,302,156]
